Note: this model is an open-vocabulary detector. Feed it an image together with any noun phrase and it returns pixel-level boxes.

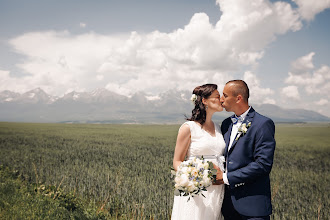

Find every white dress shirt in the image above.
[223,106,251,185]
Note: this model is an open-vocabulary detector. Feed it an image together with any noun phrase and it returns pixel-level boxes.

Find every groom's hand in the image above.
[213,164,224,185]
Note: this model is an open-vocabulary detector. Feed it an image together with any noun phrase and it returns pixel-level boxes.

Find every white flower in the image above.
[190,94,198,104]
[196,163,204,171]
[191,168,198,177]
[241,126,247,133]
[236,121,251,141]
[173,156,216,200]
[203,175,211,186]
[187,182,197,192]
[178,174,189,187]
[203,169,209,176]
[172,156,220,201]
[181,166,188,174]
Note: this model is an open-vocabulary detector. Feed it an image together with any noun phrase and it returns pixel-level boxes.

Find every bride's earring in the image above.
[205,105,208,110]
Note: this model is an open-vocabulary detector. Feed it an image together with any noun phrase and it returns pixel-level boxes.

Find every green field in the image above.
[0,122,329,219]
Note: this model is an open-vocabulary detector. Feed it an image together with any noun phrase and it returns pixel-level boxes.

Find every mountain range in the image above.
[0,88,329,124]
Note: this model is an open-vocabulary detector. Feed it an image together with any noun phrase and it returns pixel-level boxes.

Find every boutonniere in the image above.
[235,121,251,141]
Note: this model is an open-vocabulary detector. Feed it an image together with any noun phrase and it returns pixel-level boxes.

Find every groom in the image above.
[219,80,276,220]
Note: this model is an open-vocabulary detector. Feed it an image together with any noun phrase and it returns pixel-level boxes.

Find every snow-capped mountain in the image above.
[60,91,89,102]
[58,88,128,103]
[0,88,329,123]
[0,90,21,102]
[0,88,57,104]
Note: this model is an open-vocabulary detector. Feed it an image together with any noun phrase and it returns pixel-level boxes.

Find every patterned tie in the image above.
[231,115,243,125]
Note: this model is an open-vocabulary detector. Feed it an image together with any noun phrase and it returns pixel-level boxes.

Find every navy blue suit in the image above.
[221,107,276,218]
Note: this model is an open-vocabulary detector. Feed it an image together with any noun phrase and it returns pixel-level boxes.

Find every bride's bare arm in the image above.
[173,124,191,171]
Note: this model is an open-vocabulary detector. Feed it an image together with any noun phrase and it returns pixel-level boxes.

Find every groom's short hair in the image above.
[226,80,249,102]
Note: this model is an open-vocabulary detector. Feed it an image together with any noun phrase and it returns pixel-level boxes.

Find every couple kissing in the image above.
[172,80,276,220]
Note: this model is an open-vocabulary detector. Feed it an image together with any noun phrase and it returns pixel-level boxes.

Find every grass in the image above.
[0,165,109,219]
[0,122,329,219]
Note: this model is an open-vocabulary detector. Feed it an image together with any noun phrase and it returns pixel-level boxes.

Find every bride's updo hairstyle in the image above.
[186,84,217,126]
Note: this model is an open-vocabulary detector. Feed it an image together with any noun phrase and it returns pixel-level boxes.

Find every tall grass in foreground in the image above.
[0,122,329,219]
[0,165,109,219]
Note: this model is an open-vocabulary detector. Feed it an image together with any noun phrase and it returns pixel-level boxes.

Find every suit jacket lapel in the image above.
[228,132,239,155]
[224,123,233,158]
[227,107,256,155]
[244,107,256,124]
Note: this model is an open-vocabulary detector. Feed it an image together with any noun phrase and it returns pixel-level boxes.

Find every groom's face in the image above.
[220,84,237,112]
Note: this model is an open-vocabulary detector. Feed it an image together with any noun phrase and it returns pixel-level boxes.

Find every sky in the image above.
[0,0,330,116]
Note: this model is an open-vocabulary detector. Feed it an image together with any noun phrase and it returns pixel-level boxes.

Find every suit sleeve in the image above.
[227,119,276,188]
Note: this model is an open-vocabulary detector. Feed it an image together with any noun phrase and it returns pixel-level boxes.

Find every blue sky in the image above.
[0,0,330,116]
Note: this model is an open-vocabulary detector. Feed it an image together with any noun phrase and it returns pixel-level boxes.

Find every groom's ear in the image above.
[236,94,243,103]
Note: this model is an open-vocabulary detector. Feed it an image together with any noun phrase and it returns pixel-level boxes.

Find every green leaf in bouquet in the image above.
[174,189,181,196]
[170,168,176,178]
[207,161,214,169]
[211,168,217,175]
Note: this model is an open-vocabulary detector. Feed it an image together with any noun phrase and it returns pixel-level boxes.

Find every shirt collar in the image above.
[235,106,251,121]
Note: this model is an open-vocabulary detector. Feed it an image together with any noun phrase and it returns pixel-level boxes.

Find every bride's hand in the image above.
[212,163,224,185]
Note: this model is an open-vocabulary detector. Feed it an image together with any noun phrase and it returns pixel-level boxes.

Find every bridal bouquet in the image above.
[172,156,217,201]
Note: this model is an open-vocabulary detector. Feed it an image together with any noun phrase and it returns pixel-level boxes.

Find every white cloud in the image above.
[281,53,330,116]
[284,53,330,98]
[105,83,132,97]
[315,98,329,106]
[96,74,104,81]
[293,0,330,21]
[0,69,33,93]
[0,0,317,98]
[146,95,161,101]
[281,85,300,100]
[7,31,126,95]
[215,0,302,47]
[0,70,14,90]
[263,98,276,105]
[243,71,275,104]
[290,52,315,74]
[80,22,87,28]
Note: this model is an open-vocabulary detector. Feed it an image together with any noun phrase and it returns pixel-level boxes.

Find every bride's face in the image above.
[204,90,223,112]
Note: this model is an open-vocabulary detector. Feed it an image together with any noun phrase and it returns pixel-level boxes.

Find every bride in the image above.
[171,84,225,220]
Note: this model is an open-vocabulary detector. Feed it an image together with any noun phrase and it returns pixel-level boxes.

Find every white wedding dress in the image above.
[171,121,226,220]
